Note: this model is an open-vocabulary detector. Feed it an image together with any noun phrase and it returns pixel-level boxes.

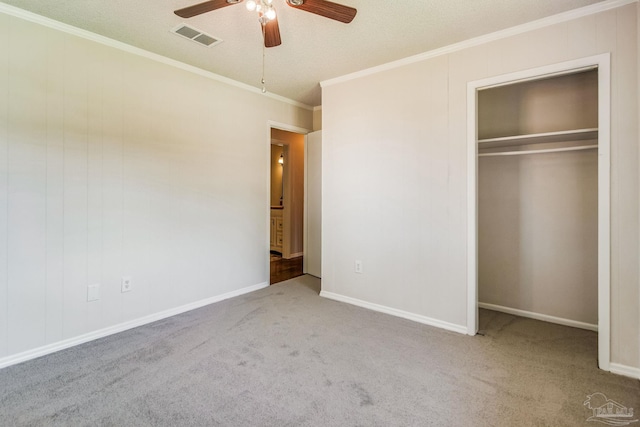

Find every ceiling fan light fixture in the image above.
[175,0,356,48]
[265,7,277,20]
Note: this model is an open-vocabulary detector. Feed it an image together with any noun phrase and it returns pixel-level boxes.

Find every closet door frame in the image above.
[465,53,611,371]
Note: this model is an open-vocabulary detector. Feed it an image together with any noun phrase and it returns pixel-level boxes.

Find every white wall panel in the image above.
[610,5,639,367]
[478,150,599,324]
[121,55,153,323]
[567,15,598,58]
[0,12,311,361]
[447,46,491,324]
[62,34,90,341]
[86,42,105,334]
[7,18,48,353]
[325,57,456,319]
[0,12,8,357]
[44,28,65,344]
[100,47,124,330]
[322,3,639,369]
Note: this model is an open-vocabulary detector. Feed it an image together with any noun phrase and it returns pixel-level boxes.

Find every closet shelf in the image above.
[478,128,598,149]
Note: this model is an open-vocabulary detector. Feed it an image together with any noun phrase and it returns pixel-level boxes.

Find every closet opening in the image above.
[466,54,611,371]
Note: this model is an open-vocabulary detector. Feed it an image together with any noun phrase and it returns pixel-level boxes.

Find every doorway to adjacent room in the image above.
[269,126,305,284]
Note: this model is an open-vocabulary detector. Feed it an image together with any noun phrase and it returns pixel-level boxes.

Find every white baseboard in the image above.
[478,302,598,332]
[0,281,269,370]
[320,291,467,335]
[610,363,640,380]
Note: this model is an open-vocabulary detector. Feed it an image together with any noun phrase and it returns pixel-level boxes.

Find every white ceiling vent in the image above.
[171,24,222,48]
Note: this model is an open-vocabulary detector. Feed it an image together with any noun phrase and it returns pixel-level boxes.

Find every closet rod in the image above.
[478,145,598,157]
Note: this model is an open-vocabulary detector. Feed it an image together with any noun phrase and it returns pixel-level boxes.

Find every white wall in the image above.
[321,3,639,371]
[478,149,599,324]
[313,107,322,131]
[0,11,312,363]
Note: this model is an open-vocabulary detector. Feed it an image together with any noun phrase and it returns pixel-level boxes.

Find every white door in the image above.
[305,131,322,277]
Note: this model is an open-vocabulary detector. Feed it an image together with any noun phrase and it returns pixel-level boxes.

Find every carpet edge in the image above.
[319,290,468,334]
[478,302,598,331]
[0,281,269,370]
[610,363,640,380]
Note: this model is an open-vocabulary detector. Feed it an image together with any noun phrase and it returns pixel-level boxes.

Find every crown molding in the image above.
[0,2,313,111]
[321,0,637,88]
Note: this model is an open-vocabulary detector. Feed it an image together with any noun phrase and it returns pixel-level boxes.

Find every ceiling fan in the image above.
[174,0,357,48]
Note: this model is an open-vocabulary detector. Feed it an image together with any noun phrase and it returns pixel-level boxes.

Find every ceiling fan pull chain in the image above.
[261,22,267,93]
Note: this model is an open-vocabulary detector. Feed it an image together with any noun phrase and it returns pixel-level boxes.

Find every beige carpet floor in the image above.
[0,275,638,426]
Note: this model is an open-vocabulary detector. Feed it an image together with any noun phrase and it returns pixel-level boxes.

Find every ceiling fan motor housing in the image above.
[175,0,356,48]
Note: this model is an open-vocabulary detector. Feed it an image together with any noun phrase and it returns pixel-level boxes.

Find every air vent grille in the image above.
[171,24,222,47]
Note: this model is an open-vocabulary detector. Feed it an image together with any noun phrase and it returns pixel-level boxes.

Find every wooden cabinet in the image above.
[270,208,283,253]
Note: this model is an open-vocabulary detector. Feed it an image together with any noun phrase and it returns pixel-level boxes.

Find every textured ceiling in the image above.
[1,0,606,107]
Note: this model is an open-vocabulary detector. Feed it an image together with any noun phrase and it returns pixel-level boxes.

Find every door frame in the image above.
[266,121,310,275]
[465,53,611,371]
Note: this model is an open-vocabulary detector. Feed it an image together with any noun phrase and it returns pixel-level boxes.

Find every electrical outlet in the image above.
[87,284,100,302]
[121,276,132,293]
[355,260,363,274]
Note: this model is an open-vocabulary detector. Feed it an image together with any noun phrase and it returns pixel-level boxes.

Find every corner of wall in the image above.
[313,106,322,131]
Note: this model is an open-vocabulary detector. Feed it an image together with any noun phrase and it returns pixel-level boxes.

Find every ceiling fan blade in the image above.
[174,0,238,18]
[263,17,282,48]
[287,0,356,23]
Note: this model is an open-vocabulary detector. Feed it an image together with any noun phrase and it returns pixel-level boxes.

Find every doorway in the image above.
[269,124,307,284]
[466,54,611,371]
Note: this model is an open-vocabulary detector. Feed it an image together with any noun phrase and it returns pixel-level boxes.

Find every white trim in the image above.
[609,363,640,379]
[267,121,312,137]
[466,53,611,371]
[320,0,635,88]
[478,66,599,91]
[287,252,304,259]
[478,302,598,332]
[596,54,611,371]
[466,83,478,336]
[0,281,269,370]
[0,2,312,111]
[320,291,468,335]
[303,133,309,274]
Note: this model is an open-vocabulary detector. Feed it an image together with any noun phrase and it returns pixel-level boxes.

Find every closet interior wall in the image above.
[477,70,599,327]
